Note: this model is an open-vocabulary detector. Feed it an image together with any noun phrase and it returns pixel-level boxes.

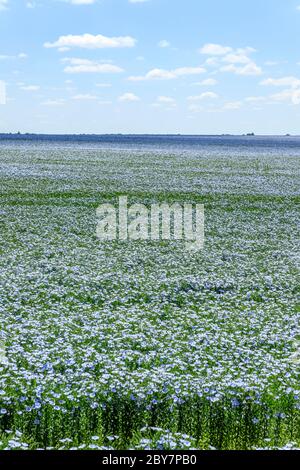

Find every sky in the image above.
[1,0,300,134]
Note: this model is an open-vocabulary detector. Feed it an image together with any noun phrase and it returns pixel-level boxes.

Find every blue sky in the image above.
[1,0,300,134]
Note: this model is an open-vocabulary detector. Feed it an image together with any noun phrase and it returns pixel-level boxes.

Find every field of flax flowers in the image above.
[0,137,299,450]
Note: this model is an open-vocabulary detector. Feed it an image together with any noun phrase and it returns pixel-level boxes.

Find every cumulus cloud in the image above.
[65,64,123,73]
[270,89,300,105]
[200,44,262,76]
[173,67,206,77]
[199,43,232,55]
[205,57,219,66]
[62,58,123,73]
[72,93,98,100]
[222,53,251,64]
[260,76,300,104]
[0,52,28,60]
[158,40,171,48]
[194,78,218,86]
[44,33,136,49]
[260,76,300,88]
[128,66,206,81]
[118,92,140,102]
[221,62,262,76]
[187,92,219,101]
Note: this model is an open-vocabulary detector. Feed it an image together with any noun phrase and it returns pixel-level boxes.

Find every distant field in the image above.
[0,143,299,450]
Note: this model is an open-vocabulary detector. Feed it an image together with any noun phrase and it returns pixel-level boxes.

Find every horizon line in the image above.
[0,132,298,137]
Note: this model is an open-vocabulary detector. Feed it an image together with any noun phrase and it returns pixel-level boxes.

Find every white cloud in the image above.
[44,33,136,49]
[252,75,300,105]
[187,92,219,101]
[221,62,262,76]
[118,92,140,102]
[130,69,171,80]
[201,44,262,76]
[222,53,251,64]
[200,43,232,55]
[260,76,300,88]
[62,58,123,73]
[65,64,123,73]
[297,5,300,10]
[205,57,219,66]
[223,101,243,110]
[270,89,300,105]
[158,40,171,48]
[174,67,206,77]
[0,52,28,60]
[65,0,96,4]
[41,99,65,106]
[26,1,36,8]
[129,66,206,81]
[151,96,176,109]
[0,0,8,11]
[157,96,176,104]
[20,85,40,91]
[72,93,98,100]
[194,78,218,86]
